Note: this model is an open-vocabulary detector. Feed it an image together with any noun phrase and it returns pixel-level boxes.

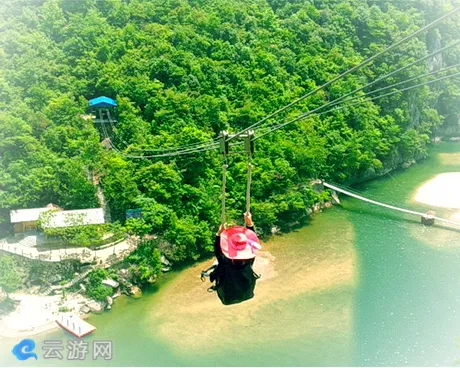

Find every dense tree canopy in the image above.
[0,256,25,297]
[1,0,459,260]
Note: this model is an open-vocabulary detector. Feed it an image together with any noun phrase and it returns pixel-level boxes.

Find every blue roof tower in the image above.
[89,96,118,108]
[89,97,117,145]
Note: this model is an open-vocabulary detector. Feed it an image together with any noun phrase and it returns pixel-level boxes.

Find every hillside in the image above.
[1,0,460,261]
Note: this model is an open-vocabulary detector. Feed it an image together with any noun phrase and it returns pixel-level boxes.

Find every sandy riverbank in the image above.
[0,293,89,338]
[414,172,460,209]
[152,215,356,353]
[411,172,460,248]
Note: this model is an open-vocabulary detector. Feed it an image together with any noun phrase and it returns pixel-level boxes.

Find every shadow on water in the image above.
[348,143,460,366]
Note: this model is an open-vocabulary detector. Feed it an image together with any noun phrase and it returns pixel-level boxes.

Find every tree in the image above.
[0,257,25,299]
[85,268,114,301]
[125,218,151,237]
[127,238,162,284]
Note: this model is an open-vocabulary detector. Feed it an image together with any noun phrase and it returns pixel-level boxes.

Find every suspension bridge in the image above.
[323,182,460,228]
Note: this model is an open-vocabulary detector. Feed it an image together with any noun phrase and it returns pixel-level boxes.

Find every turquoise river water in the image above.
[1,143,460,366]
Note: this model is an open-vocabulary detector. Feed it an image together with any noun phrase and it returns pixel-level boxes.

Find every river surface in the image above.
[1,143,460,366]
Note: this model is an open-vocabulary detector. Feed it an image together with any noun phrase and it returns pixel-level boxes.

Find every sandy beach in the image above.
[0,292,89,338]
[411,172,460,248]
[414,172,460,209]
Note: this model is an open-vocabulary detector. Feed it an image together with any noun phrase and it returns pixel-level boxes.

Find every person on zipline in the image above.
[201,211,262,305]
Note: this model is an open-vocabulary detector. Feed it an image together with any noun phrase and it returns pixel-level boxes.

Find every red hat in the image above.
[220,226,261,260]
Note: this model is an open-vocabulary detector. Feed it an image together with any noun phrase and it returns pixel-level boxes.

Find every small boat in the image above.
[56,314,96,338]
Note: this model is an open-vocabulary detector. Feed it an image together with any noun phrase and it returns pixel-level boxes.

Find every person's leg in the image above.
[201,260,218,280]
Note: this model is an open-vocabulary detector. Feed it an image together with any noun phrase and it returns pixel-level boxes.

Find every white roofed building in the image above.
[10,204,60,233]
[44,209,105,228]
[10,205,105,234]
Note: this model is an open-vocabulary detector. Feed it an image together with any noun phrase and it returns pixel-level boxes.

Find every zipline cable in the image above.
[98,108,224,158]
[102,108,220,154]
[299,40,460,119]
[256,62,460,135]
[254,41,460,135]
[116,142,221,159]
[255,70,460,140]
[127,42,460,150]
[110,70,460,158]
[330,61,460,106]
[104,39,460,157]
[227,6,460,142]
[106,63,460,158]
[132,138,220,152]
[108,68,459,157]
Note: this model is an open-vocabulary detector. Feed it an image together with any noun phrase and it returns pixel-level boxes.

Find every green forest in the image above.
[1,0,460,263]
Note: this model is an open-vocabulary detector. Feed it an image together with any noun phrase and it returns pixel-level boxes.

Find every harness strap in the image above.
[221,163,228,225]
[244,130,254,214]
[246,160,253,214]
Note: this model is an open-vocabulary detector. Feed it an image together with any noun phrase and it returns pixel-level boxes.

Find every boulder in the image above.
[161,267,171,273]
[106,296,113,306]
[79,284,86,293]
[310,179,324,193]
[49,274,63,284]
[160,255,171,266]
[331,191,341,205]
[147,276,157,284]
[130,286,142,299]
[80,305,91,314]
[87,301,106,314]
[112,293,120,299]
[402,160,416,169]
[102,279,119,288]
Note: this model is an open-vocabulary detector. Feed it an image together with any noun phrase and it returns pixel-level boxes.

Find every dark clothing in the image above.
[210,225,259,305]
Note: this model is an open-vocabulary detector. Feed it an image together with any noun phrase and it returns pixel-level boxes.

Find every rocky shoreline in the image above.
[0,250,173,338]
